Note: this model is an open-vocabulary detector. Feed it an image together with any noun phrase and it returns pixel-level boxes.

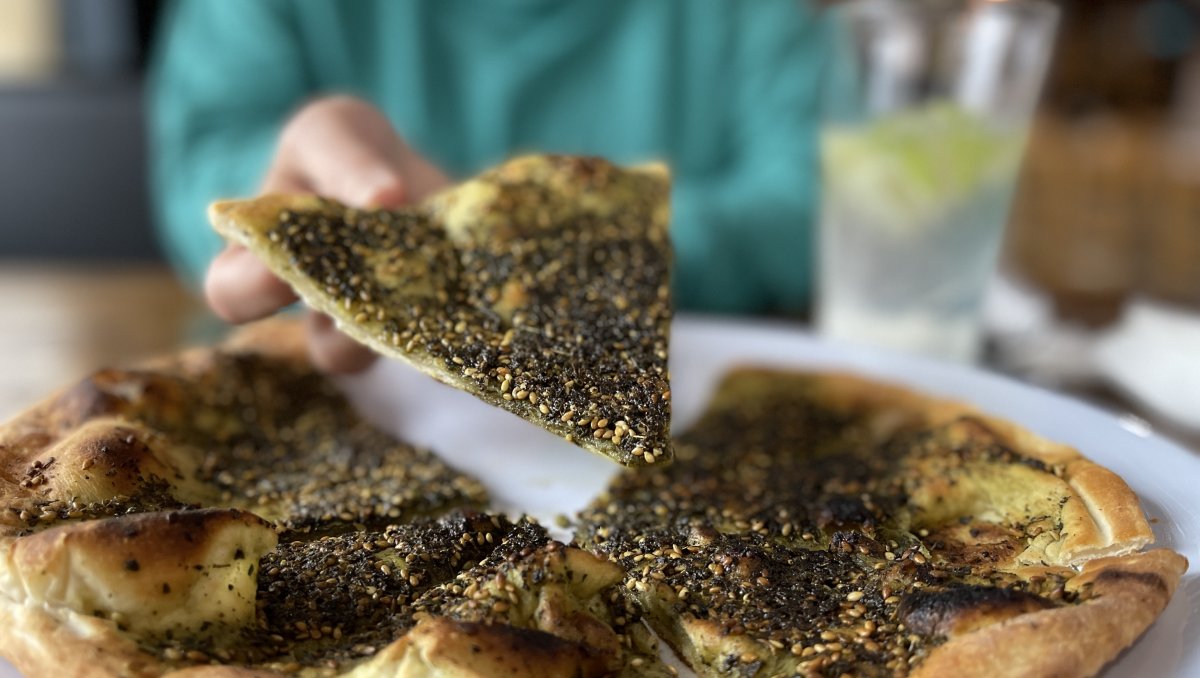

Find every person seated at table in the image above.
[151,0,828,372]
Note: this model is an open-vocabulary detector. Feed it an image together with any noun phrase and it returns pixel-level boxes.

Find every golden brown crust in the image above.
[726,368,1082,464]
[164,669,281,677]
[352,617,613,678]
[0,604,633,678]
[0,418,188,537]
[1060,459,1156,561]
[0,510,277,678]
[0,601,168,678]
[630,582,764,678]
[1,510,276,637]
[912,549,1188,678]
[425,155,670,247]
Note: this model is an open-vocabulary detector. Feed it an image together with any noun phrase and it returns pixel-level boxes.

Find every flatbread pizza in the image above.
[0,141,1188,675]
[0,333,1187,677]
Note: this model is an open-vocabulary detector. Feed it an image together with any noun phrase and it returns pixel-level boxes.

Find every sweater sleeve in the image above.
[148,0,310,287]
[671,2,830,314]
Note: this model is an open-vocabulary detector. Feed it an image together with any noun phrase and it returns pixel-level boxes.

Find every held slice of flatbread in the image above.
[210,155,674,467]
[577,368,1188,677]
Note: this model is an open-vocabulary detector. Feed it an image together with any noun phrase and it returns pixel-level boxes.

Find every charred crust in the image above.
[899,586,1056,637]
[443,619,609,669]
[75,427,166,485]
[1091,569,1169,596]
[819,496,877,530]
[53,370,134,425]
[77,508,268,551]
[923,523,1022,568]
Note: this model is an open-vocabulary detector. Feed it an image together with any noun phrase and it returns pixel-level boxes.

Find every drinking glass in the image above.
[816,0,1059,362]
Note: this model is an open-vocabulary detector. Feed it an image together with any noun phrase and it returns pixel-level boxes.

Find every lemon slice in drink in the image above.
[821,102,1022,236]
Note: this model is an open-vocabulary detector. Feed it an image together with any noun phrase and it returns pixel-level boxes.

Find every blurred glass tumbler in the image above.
[816,0,1058,362]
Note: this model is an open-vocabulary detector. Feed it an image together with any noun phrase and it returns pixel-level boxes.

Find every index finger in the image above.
[204,244,298,323]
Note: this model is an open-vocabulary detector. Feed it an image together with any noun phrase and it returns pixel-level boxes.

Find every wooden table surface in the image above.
[0,264,207,420]
[1,264,1195,455]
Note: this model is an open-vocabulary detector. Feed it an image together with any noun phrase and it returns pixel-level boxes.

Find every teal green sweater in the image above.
[150,0,828,313]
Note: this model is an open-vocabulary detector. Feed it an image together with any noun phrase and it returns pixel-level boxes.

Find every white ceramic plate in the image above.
[3,315,1196,677]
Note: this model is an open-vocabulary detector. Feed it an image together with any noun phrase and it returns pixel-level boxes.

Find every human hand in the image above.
[205,95,451,373]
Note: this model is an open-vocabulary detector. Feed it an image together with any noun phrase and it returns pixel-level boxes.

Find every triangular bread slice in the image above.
[210,155,674,467]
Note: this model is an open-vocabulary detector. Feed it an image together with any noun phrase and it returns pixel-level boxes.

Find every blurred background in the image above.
[0,0,1196,448]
